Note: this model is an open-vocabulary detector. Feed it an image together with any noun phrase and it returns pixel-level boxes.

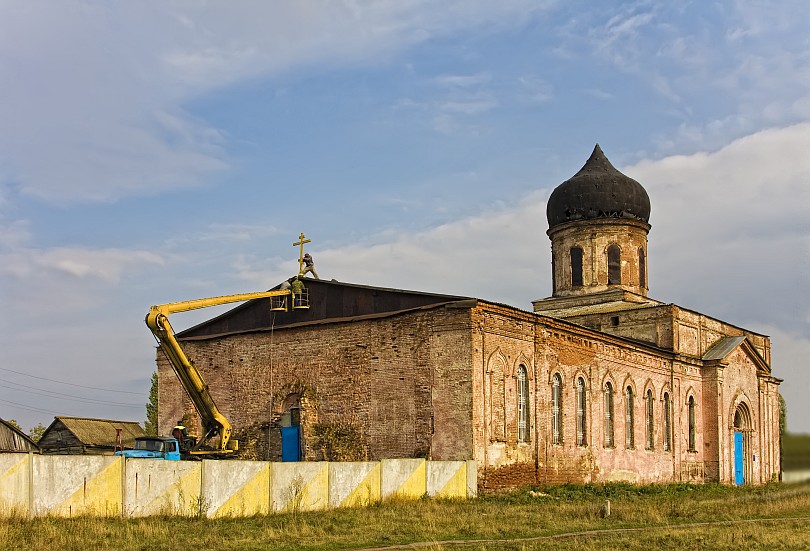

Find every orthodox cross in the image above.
[293,232,311,276]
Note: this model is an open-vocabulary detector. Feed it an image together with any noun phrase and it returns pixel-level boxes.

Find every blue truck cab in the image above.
[116,436,182,460]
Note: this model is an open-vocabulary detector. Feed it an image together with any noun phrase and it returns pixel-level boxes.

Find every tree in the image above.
[5,419,22,432]
[779,393,787,437]
[145,371,159,436]
[29,423,47,442]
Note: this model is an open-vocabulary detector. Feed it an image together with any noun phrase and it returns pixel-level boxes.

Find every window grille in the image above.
[688,396,697,452]
[608,245,621,285]
[645,389,654,450]
[552,374,562,444]
[638,248,646,288]
[570,247,583,287]
[604,382,614,448]
[625,386,634,449]
[576,377,587,446]
[517,365,530,442]
[663,392,671,452]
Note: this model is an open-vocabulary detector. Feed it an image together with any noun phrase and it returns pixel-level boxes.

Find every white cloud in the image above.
[1,247,164,283]
[436,73,492,88]
[755,325,810,434]
[297,124,808,429]
[0,1,547,206]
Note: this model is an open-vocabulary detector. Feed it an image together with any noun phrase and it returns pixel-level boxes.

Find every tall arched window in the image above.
[517,365,530,443]
[551,254,557,294]
[625,386,635,449]
[604,382,614,448]
[638,247,646,288]
[645,389,655,450]
[570,247,583,287]
[552,374,563,445]
[608,244,621,285]
[688,396,696,452]
[576,377,587,446]
[663,392,671,452]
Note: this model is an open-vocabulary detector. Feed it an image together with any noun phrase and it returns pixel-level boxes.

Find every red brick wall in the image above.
[158,306,473,462]
[156,299,778,489]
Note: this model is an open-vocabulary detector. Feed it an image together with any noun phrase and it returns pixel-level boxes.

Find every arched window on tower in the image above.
[604,382,614,448]
[517,365,530,443]
[608,244,621,285]
[552,374,563,445]
[645,389,655,450]
[625,386,635,449]
[576,377,587,446]
[638,247,646,288]
[551,254,557,294]
[688,396,697,452]
[570,247,583,287]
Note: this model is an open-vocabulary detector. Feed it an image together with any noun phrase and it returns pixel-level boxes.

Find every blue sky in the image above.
[1,1,809,434]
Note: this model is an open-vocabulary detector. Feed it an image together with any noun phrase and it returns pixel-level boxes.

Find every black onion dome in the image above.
[546,144,651,230]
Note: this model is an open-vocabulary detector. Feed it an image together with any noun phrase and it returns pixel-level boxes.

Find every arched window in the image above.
[576,377,587,446]
[638,247,646,288]
[608,244,621,285]
[645,389,655,450]
[570,247,583,287]
[551,254,557,294]
[688,396,696,452]
[604,382,614,448]
[625,386,635,449]
[663,392,671,452]
[552,374,563,445]
[517,365,530,443]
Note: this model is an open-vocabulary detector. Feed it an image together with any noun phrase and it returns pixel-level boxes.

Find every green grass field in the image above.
[2,482,809,551]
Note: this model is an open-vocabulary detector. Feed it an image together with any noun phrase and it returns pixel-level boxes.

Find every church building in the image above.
[157,145,781,488]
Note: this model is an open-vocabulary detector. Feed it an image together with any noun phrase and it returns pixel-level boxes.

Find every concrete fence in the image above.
[0,453,476,518]
[783,469,810,484]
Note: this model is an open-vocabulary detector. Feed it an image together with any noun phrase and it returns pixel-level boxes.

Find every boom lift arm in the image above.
[146,288,302,455]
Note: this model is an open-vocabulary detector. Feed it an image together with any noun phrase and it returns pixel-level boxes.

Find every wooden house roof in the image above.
[41,416,145,448]
[0,418,39,452]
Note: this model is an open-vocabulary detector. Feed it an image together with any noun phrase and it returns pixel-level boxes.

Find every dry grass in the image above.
[2,483,809,550]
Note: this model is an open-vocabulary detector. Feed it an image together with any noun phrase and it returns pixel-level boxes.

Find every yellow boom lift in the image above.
[145,233,314,457]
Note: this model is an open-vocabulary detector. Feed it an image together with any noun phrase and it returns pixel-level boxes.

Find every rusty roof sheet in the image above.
[539,300,657,318]
[55,416,145,447]
[702,336,746,361]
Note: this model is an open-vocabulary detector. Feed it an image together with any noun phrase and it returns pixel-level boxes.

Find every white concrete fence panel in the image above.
[0,453,475,518]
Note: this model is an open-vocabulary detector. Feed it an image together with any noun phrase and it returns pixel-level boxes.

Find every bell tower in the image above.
[541,145,652,303]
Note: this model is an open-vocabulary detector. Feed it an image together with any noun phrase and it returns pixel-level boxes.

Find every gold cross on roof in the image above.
[293,232,311,276]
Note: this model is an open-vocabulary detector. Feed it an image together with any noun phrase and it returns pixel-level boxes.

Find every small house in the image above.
[37,416,145,455]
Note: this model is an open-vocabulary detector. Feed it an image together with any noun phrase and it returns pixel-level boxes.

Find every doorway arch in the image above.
[732,403,752,485]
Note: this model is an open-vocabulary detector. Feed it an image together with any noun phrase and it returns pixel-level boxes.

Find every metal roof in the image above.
[702,336,746,361]
[546,144,651,230]
[53,416,145,447]
[539,300,657,318]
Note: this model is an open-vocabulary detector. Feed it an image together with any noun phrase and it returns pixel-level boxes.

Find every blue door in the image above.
[734,431,745,485]
[281,426,301,462]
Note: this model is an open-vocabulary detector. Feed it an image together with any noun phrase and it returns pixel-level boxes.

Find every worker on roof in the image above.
[301,253,319,279]
[291,277,306,307]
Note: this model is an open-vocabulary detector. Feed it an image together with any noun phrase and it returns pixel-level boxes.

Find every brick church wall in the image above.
[157,306,473,462]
